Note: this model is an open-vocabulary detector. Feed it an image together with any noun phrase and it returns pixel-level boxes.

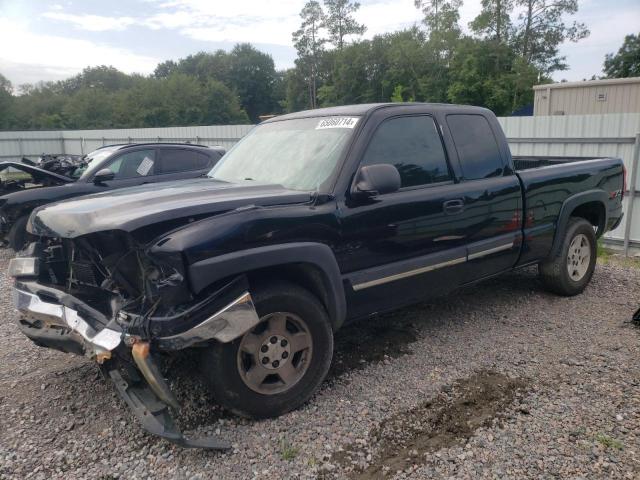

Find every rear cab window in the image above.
[446,114,504,180]
[361,115,451,188]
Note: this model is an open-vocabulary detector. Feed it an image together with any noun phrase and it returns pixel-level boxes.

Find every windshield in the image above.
[77,148,119,179]
[208,116,359,191]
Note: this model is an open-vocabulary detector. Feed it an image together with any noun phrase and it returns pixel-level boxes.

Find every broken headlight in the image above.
[8,257,39,277]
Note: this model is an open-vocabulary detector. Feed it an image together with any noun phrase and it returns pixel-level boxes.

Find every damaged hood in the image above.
[0,161,73,187]
[29,178,312,238]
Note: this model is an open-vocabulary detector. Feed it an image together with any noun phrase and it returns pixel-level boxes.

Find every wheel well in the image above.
[570,201,605,237]
[245,263,335,328]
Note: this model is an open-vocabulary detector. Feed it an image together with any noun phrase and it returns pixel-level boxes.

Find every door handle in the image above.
[443,199,465,215]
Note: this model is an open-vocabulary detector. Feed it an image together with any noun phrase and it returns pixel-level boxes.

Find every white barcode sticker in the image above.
[136,156,154,176]
[316,117,359,129]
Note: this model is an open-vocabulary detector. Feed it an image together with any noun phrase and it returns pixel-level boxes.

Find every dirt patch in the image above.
[327,371,528,479]
[329,316,418,379]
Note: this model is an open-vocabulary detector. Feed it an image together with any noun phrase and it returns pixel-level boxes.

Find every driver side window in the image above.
[105,150,156,180]
[362,116,451,188]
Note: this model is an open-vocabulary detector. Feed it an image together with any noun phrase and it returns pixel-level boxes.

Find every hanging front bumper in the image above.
[13,279,259,450]
[14,279,261,359]
[14,283,122,359]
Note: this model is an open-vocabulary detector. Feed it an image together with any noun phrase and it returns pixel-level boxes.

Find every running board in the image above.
[108,368,230,450]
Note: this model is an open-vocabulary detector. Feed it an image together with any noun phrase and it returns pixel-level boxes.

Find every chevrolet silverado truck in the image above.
[0,143,225,250]
[9,103,625,449]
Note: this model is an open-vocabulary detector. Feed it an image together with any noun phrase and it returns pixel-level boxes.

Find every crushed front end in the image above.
[10,231,261,449]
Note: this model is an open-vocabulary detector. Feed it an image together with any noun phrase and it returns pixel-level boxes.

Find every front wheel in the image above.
[201,281,334,419]
[539,217,597,296]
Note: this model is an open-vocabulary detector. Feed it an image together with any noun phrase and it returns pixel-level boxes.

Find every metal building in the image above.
[533,77,640,116]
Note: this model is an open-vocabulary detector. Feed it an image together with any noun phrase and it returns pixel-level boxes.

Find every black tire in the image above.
[8,215,31,252]
[201,281,334,419]
[539,217,597,296]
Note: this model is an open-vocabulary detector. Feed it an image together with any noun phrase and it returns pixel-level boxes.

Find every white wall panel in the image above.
[0,124,255,160]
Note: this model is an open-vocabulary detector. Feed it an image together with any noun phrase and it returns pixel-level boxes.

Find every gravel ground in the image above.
[1,248,639,479]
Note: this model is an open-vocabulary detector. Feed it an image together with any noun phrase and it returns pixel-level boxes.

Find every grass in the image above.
[280,440,299,461]
[595,433,624,450]
[597,239,640,269]
[597,238,613,262]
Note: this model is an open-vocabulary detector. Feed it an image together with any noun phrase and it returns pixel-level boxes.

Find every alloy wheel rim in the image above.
[237,312,312,395]
[567,233,591,281]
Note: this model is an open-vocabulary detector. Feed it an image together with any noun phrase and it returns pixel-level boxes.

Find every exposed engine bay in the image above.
[33,231,204,335]
[0,158,77,193]
[32,154,86,177]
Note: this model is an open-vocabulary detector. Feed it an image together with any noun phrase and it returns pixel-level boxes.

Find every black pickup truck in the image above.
[10,103,625,448]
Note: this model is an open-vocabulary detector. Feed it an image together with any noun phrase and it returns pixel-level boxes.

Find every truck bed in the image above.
[513,156,610,171]
[513,155,624,266]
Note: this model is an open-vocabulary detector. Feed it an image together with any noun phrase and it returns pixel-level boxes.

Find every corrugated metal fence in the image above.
[0,113,638,250]
[0,125,254,160]
[498,113,640,251]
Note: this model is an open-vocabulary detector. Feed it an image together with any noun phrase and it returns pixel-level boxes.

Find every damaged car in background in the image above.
[0,143,225,250]
[0,154,86,194]
[9,103,625,449]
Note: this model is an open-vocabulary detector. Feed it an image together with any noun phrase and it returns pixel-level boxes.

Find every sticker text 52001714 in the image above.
[316,117,359,129]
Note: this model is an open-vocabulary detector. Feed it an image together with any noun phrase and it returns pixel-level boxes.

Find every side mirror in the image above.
[353,164,401,199]
[93,168,115,184]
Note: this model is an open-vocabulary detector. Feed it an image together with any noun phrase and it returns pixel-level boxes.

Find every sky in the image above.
[0,0,638,88]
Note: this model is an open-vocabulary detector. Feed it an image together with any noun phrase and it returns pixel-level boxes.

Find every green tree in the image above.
[390,85,405,102]
[470,0,514,72]
[228,43,278,121]
[469,0,514,43]
[153,60,178,79]
[414,0,462,102]
[414,0,462,60]
[514,0,589,74]
[0,73,13,129]
[284,67,311,112]
[59,66,135,94]
[202,79,250,124]
[0,73,11,93]
[447,37,541,115]
[63,87,117,128]
[293,1,326,108]
[11,82,69,129]
[161,51,232,85]
[322,0,366,50]
[604,33,640,78]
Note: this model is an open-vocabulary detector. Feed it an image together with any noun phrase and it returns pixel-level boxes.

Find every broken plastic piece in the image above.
[108,369,230,450]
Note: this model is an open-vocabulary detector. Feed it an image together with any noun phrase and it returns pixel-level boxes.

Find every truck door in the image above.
[337,113,470,319]
[444,113,522,282]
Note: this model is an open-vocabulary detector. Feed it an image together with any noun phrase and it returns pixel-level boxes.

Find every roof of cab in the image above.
[262,102,491,123]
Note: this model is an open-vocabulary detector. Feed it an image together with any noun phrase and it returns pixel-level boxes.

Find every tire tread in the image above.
[540,217,596,296]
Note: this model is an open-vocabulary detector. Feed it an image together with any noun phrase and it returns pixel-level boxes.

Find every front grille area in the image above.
[70,260,98,286]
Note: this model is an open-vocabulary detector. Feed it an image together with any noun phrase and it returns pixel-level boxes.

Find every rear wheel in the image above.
[201,281,333,419]
[8,215,31,251]
[539,217,597,296]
